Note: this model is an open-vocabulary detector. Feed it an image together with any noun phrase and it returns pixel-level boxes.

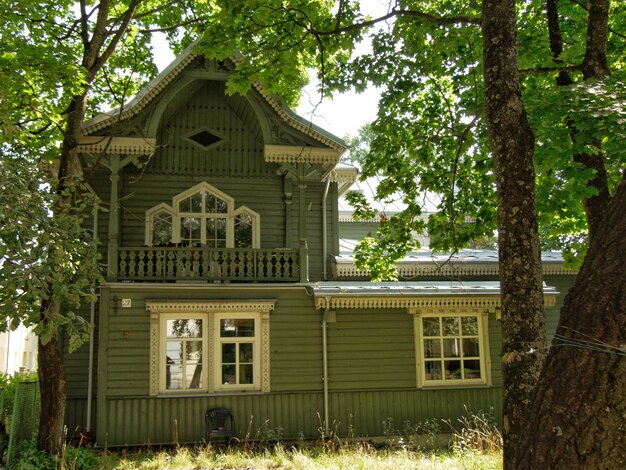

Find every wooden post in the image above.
[298,165,309,282]
[107,155,120,281]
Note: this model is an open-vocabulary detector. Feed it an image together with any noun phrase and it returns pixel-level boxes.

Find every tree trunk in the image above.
[36,92,86,454]
[37,308,67,455]
[515,176,626,468]
[481,0,546,465]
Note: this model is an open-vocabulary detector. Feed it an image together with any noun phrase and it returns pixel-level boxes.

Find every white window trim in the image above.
[158,313,208,393]
[172,182,235,246]
[214,312,262,391]
[147,300,274,396]
[145,202,175,246]
[145,182,260,248]
[234,205,261,248]
[412,309,491,388]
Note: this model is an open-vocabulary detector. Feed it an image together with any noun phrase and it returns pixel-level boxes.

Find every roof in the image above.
[82,41,347,153]
[334,244,577,278]
[313,281,558,309]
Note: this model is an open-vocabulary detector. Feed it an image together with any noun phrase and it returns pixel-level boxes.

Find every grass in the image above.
[104,444,502,469]
[13,411,503,469]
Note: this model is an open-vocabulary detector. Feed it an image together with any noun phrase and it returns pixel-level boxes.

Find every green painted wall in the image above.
[60,282,557,446]
[62,277,574,446]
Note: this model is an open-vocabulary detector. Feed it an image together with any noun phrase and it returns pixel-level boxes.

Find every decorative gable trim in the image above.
[314,295,556,310]
[145,300,276,314]
[264,144,342,164]
[82,52,197,135]
[77,136,156,155]
[82,45,346,154]
[253,83,345,152]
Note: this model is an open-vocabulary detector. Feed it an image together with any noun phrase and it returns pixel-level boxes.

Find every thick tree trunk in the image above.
[515,177,626,468]
[36,94,86,454]
[482,0,546,465]
[37,307,67,455]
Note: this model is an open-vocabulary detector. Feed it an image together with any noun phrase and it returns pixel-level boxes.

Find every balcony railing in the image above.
[117,247,300,282]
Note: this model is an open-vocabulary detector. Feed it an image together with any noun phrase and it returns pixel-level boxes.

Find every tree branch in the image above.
[254,5,480,39]
[318,7,481,34]
[519,64,581,75]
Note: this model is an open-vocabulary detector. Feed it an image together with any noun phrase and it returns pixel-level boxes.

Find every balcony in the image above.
[117,246,300,282]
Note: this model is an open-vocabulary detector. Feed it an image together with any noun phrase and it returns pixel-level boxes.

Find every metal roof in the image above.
[314,280,505,296]
[312,281,559,310]
[334,243,577,277]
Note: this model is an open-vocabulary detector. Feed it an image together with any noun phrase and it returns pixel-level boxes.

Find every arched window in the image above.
[145,182,260,248]
[234,206,260,249]
[145,203,175,246]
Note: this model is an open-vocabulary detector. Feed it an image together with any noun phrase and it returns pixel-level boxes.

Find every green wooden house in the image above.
[65,45,576,447]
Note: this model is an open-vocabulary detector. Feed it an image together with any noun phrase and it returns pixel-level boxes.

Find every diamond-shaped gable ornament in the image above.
[189,130,221,148]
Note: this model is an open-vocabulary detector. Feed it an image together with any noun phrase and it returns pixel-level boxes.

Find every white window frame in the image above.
[158,313,208,393]
[233,206,261,248]
[145,182,260,248]
[172,182,235,247]
[214,312,262,391]
[145,203,175,246]
[147,301,274,396]
[413,310,491,388]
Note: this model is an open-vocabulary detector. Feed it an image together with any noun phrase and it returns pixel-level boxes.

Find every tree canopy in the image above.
[199,0,625,275]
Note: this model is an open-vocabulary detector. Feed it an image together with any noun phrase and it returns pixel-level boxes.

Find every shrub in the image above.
[13,440,102,470]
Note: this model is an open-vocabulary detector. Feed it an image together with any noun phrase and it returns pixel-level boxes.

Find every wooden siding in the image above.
[119,173,287,249]
[327,309,416,389]
[544,275,574,343]
[96,285,322,399]
[78,283,518,446]
[63,277,572,444]
[150,81,269,177]
[92,387,503,446]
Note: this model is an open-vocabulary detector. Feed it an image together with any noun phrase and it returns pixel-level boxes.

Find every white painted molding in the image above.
[315,295,556,310]
[146,300,276,314]
[77,136,156,155]
[335,262,577,278]
[264,144,342,164]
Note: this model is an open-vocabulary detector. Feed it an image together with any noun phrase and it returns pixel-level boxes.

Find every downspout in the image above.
[321,178,331,280]
[86,198,99,434]
[322,297,331,437]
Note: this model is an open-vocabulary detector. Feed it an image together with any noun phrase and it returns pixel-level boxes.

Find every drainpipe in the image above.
[322,297,331,436]
[86,198,99,434]
[321,179,331,281]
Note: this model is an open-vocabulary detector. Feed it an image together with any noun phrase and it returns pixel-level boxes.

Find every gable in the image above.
[149,80,270,177]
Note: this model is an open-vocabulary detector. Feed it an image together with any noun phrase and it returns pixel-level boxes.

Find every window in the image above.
[215,314,260,390]
[147,301,274,395]
[145,203,175,246]
[415,312,490,386]
[234,207,260,248]
[145,182,260,248]
[160,315,206,391]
